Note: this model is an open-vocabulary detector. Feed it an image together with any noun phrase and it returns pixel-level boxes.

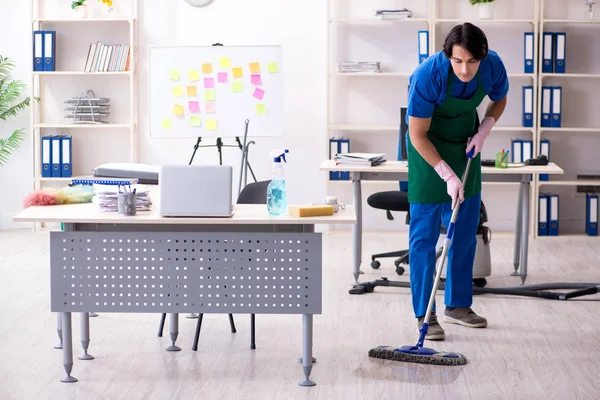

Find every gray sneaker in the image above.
[443,307,487,328]
[417,312,445,340]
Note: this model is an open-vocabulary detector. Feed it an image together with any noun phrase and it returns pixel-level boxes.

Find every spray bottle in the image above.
[267,149,289,216]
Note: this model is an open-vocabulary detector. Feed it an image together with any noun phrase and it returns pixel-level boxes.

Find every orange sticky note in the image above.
[202,63,213,74]
[172,85,184,97]
[187,85,198,96]
[249,62,260,73]
[173,104,184,116]
[206,119,217,130]
[232,66,243,79]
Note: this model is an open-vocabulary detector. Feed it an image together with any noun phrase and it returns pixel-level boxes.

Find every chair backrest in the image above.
[399,106,409,192]
[237,180,271,204]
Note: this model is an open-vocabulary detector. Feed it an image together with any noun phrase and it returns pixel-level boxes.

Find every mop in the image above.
[368,150,476,366]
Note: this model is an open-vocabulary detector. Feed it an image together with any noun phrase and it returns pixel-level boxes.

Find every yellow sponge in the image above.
[288,204,335,217]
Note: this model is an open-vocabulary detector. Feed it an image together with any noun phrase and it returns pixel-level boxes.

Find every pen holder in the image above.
[495,152,508,169]
[118,192,137,216]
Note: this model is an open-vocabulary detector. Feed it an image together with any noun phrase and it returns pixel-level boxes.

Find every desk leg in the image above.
[511,180,524,276]
[519,179,530,284]
[352,174,363,282]
[78,312,94,360]
[60,312,77,383]
[299,314,316,387]
[166,313,181,352]
[54,313,63,349]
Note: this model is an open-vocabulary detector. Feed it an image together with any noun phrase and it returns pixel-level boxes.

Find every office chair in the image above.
[157,180,272,351]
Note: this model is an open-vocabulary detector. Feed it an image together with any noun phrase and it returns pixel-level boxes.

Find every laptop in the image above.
[159,165,234,217]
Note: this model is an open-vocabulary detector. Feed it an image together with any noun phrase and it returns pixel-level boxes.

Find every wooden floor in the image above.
[1,228,599,400]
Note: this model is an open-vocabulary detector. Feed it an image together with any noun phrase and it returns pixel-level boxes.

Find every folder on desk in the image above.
[522,86,533,127]
[538,193,549,236]
[524,32,534,73]
[586,193,598,236]
[418,30,429,64]
[548,193,559,236]
[329,138,340,181]
[339,137,350,180]
[511,139,522,163]
[541,86,552,128]
[33,30,44,71]
[554,32,566,73]
[539,139,550,181]
[43,30,56,71]
[542,32,554,73]
[41,136,52,177]
[51,135,62,177]
[60,136,72,178]
[551,86,562,128]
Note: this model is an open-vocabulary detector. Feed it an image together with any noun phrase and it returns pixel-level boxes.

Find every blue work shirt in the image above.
[407,49,509,121]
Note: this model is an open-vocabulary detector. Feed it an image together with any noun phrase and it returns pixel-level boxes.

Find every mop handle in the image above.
[417,148,474,347]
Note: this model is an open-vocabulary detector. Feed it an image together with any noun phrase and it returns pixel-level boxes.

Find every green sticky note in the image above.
[256,103,268,115]
[232,81,243,92]
[170,70,180,80]
[206,119,217,130]
[172,85,184,97]
[268,62,278,73]
[162,118,172,129]
[190,115,201,127]
[204,89,216,101]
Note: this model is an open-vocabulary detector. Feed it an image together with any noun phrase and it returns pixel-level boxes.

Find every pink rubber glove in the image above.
[466,117,495,157]
[434,160,464,210]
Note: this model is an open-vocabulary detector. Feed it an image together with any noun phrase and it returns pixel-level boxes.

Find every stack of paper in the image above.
[375,9,413,19]
[338,61,381,73]
[92,184,152,212]
[335,153,387,166]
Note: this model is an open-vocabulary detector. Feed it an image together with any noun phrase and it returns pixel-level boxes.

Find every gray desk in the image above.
[14,202,356,386]
[320,160,564,283]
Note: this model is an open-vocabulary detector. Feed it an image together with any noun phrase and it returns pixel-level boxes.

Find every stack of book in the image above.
[92,183,152,212]
[375,9,413,20]
[334,153,387,166]
[338,61,381,73]
[84,42,131,72]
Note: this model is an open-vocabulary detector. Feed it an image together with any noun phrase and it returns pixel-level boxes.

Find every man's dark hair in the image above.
[443,23,489,61]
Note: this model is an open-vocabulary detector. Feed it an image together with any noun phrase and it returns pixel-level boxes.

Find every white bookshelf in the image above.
[29,0,138,230]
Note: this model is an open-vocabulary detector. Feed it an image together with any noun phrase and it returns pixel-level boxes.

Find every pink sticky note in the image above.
[218,72,228,83]
[204,77,215,89]
[251,74,262,85]
[189,101,200,113]
[205,102,216,113]
[252,87,265,100]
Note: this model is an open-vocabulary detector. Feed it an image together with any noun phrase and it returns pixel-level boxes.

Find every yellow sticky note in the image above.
[268,62,278,73]
[173,104,184,116]
[232,81,243,92]
[170,70,180,80]
[232,66,243,79]
[256,103,268,115]
[206,119,217,131]
[249,62,260,73]
[204,89,216,101]
[188,70,200,81]
[202,63,213,74]
[172,85,184,97]
[187,85,198,96]
[162,118,172,129]
[220,57,231,69]
[190,116,201,127]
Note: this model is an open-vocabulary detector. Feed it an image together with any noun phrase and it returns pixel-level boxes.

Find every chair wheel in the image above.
[395,266,405,276]
[370,260,381,269]
[473,278,487,288]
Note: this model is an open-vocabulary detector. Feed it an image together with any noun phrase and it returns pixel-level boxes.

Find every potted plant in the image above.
[71,0,88,18]
[470,0,495,19]
[0,56,37,167]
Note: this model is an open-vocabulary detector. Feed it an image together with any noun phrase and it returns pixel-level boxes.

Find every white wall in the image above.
[1,0,599,235]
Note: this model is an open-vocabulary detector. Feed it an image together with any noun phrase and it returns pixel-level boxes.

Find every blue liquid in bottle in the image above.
[267,179,287,216]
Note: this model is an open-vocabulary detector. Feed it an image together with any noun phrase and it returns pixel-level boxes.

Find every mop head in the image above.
[23,185,95,208]
[368,345,467,366]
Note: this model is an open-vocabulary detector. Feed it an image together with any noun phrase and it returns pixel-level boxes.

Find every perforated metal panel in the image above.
[50,231,322,314]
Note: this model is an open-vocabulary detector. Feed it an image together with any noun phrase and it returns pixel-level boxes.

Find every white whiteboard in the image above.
[149,45,283,138]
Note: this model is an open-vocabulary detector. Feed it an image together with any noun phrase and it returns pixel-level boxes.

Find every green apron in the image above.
[407,68,486,204]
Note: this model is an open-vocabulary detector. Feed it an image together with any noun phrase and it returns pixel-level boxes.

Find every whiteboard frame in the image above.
[148,44,283,139]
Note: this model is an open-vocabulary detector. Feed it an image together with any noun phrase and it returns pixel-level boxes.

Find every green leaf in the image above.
[0,129,25,167]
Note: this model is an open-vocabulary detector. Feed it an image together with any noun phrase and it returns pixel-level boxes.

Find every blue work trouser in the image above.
[408,192,481,318]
